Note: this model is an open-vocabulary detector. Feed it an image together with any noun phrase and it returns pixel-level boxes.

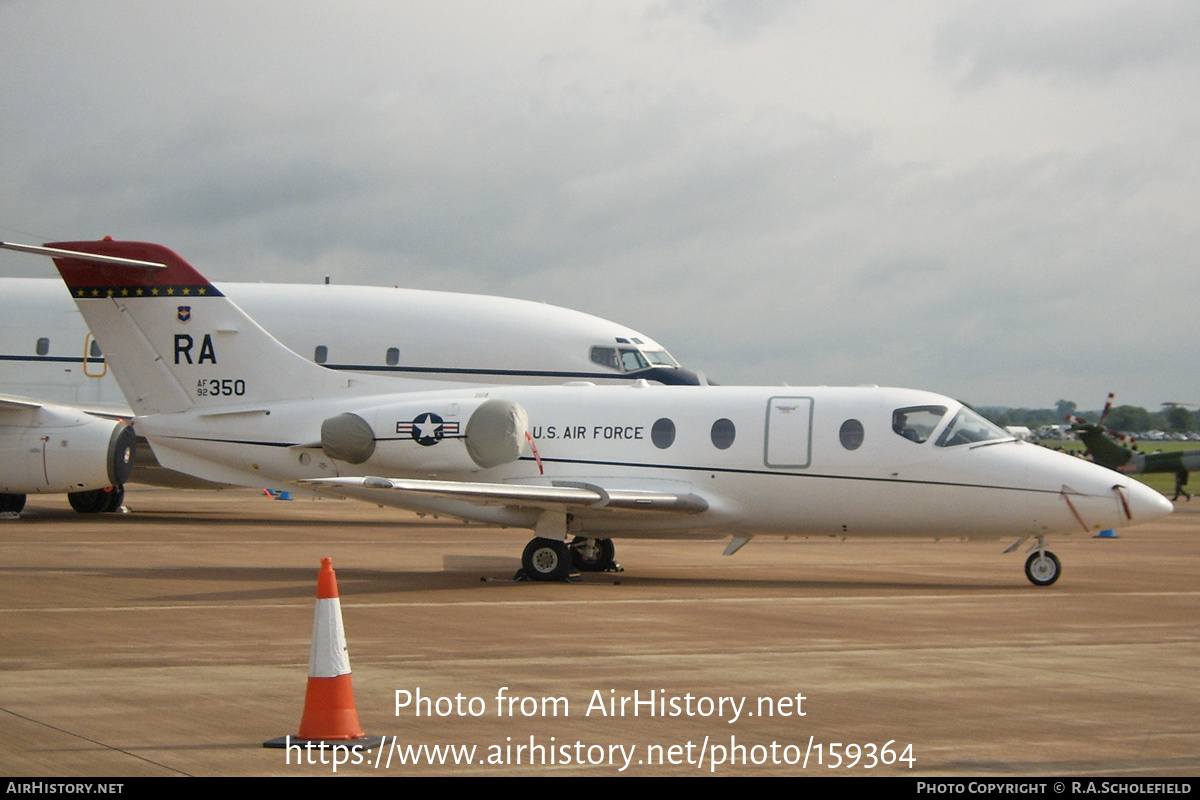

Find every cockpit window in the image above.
[620,349,649,372]
[892,406,948,444]
[590,346,620,371]
[934,407,1013,448]
[591,345,680,373]
[642,350,679,368]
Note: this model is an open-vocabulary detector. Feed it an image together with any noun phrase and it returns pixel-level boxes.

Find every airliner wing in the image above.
[0,394,45,411]
[307,476,709,514]
[0,392,130,418]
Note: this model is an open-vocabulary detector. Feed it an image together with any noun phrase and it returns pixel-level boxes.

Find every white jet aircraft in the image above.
[16,239,1176,585]
[0,241,698,514]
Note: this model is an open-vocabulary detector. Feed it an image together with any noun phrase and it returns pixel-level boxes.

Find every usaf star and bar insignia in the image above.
[395,412,461,447]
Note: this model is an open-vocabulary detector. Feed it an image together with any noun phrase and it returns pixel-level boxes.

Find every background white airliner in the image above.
[14,238,1175,586]
[0,242,699,513]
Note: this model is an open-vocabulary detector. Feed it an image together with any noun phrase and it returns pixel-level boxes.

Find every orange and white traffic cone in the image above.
[265,558,381,749]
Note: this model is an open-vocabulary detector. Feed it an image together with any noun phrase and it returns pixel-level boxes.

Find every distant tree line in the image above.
[977,399,1198,433]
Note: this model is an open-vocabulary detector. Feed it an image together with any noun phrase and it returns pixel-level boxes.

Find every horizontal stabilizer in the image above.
[1,240,167,270]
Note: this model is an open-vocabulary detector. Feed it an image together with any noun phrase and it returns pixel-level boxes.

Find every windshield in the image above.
[934,407,1013,448]
[591,345,680,373]
[620,348,649,372]
[642,349,679,367]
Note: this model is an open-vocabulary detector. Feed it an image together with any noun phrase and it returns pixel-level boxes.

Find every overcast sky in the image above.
[2,1,1197,410]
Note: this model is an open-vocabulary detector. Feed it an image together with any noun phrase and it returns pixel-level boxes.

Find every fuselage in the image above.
[0,277,699,413]
[135,383,1171,541]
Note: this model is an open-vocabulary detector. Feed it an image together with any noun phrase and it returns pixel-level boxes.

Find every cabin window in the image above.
[711,418,736,450]
[839,419,864,450]
[36,337,50,356]
[892,406,947,444]
[651,418,676,449]
[314,345,328,364]
[90,340,102,358]
[386,347,400,366]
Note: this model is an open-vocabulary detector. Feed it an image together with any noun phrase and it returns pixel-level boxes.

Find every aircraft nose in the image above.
[1121,479,1173,523]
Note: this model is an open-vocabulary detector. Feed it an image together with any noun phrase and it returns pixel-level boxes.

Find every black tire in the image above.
[102,485,125,512]
[69,487,120,514]
[1025,551,1061,586]
[522,537,573,581]
[0,493,26,514]
[570,536,615,572]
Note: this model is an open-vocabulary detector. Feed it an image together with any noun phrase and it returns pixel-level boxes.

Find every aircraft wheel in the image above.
[522,537,573,581]
[1024,550,1061,586]
[0,493,26,513]
[570,536,615,572]
[103,485,125,512]
[69,487,120,514]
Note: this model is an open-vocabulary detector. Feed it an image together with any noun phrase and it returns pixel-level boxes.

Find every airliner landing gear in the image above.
[520,537,575,582]
[0,493,26,514]
[1024,548,1061,586]
[570,536,619,572]
[68,485,125,514]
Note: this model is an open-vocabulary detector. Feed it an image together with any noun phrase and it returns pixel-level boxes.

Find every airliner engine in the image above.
[0,403,136,496]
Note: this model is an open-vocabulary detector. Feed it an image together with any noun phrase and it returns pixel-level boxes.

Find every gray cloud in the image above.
[2,0,1197,410]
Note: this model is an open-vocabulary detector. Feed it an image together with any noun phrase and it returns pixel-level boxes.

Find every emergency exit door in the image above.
[764,396,813,468]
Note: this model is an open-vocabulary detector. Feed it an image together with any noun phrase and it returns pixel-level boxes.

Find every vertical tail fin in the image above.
[48,239,363,415]
[1066,414,1133,470]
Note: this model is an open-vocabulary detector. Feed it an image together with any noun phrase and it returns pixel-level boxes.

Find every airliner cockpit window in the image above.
[590,346,621,371]
[642,350,679,368]
[892,406,948,444]
[620,349,650,372]
[934,407,1013,448]
[591,345,680,373]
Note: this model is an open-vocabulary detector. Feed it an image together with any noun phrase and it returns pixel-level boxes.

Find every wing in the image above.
[0,392,132,419]
[307,476,709,514]
[0,394,45,412]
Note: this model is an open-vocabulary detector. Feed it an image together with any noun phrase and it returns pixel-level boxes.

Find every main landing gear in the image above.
[1,488,124,517]
[68,485,126,514]
[517,536,620,581]
[0,493,26,515]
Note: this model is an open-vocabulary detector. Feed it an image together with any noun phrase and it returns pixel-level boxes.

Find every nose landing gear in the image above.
[1008,535,1061,586]
[1024,549,1061,586]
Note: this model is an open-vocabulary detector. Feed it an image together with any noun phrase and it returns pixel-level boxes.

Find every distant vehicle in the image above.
[1035,424,1069,441]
